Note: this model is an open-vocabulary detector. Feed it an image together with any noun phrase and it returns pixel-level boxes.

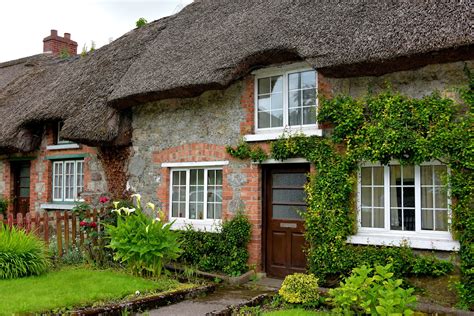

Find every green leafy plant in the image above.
[226,140,268,163]
[136,17,148,28]
[107,194,182,276]
[0,225,50,279]
[411,255,454,277]
[177,212,251,276]
[279,273,320,307]
[329,264,417,315]
[49,236,84,266]
[0,197,8,214]
[228,68,473,309]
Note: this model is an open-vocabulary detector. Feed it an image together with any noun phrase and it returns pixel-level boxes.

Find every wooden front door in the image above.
[265,165,309,278]
[12,162,31,216]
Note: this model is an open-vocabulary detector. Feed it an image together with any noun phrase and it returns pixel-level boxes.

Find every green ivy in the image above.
[227,66,473,309]
[226,140,268,163]
[177,212,251,276]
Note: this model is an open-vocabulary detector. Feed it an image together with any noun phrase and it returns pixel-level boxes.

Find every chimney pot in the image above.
[43,29,78,56]
[51,29,58,36]
[64,33,71,40]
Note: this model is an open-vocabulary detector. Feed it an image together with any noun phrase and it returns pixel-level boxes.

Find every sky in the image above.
[0,0,193,63]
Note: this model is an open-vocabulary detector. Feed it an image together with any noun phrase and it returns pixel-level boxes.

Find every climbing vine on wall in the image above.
[98,146,131,200]
[228,67,473,309]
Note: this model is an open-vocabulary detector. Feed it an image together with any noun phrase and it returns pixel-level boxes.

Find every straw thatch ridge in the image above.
[108,0,474,108]
[0,1,472,152]
[0,19,168,152]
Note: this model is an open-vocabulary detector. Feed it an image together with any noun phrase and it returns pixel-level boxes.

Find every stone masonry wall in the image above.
[129,81,264,268]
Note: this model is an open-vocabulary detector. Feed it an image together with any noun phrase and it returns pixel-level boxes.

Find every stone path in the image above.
[144,278,281,316]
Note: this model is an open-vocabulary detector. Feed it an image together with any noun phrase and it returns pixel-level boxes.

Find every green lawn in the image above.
[0,266,185,315]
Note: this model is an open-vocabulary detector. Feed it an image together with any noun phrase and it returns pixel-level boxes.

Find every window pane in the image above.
[302,107,316,125]
[273,189,306,203]
[215,204,222,220]
[361,208,372,227]
[215,170,222,185]
[421,166,432,185]
[273,173,307,187]
[271,76,283,93]
[258,77,270,94]
[289,108,301,126]
[288,73,300,91]
[373,187,384,207]
[390,208,402,230]
[361,187,372,207]
[258,95,271,111]
[273,205,303,220]
[434,188,448,209]
[301,71,316,89]
[271,93,283,111]
[361,167,371,185]
[271,111,283,127]
[403,165,415,183]
[404,209,415,231]
[258,111,270,128]
[421,187,433,208]
[403,187,415,207]
[207,203,214,219]
[390,165,401,185]
[289,91,301,108]
[302,89,316,106]
[373,167,384,185]
[435,210,448,231]
[422,209,434,230]
[374,208,384,228]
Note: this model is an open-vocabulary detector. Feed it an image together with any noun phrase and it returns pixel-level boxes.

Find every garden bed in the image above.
[0,266,193,315]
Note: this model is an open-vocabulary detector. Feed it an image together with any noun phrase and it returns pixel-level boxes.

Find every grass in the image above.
[0,266,186,315]
[263,309,328,316]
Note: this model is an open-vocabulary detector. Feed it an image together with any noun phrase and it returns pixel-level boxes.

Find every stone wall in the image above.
[323,61,473,98]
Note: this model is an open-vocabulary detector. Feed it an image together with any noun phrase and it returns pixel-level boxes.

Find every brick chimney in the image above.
[43,29,78,56]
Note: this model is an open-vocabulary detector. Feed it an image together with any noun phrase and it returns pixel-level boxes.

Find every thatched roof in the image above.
[0,0,472,152]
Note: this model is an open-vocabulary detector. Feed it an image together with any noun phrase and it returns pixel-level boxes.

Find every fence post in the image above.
[71,212,77,247]
[25,212,31,233]
[56,211,62,257]
[0,214,4,225]
[7,213,13,228]
[64,211,70,252]
[17,213,23,229]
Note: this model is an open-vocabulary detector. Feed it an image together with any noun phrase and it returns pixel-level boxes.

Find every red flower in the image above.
[89,222,97,228]
[79,221,87,227]
[99,196,110,204]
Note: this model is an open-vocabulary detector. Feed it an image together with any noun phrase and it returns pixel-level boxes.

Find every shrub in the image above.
[411,255,454,277]
[329,264,417,315]
[0,198,8,214]
[106,194,182,276]
[0,225,50,279]
[279,273,320,306]
[177,212,251,276]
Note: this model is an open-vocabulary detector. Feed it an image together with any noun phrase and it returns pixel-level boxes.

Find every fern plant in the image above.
[0,225,50,279]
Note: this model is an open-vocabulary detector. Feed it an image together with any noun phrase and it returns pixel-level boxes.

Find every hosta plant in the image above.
[329,264,417,316]
[0,225,50,279]
[106,194,182,276]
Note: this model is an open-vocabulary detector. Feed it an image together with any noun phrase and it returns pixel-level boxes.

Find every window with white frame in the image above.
[57,122,73,144]
[358,162,450,234]
[52,160,84,202]
[170,168,223,220]
[256,68,317,131]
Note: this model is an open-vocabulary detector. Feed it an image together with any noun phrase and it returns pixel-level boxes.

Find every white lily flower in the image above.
[112,208,122,216]
[131,193,142,207]
[146,202,155,212]
[113,201,119,209]
[123,207,136,215]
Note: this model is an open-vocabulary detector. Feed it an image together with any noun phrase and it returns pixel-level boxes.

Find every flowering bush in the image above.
[279,273,320,307]
[106,194,182,276]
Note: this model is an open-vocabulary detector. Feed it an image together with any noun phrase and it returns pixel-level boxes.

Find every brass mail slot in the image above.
[280,223,297,228]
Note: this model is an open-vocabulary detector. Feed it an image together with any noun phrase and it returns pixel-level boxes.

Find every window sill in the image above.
[46,143,80,151]
[244,129,322,142]
[347,233,460,251]
[169,219,222,232]
[40,203,76,210]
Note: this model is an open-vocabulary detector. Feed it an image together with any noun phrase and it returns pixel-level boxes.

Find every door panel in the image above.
[265,165,309,278]
[12,162,31,216]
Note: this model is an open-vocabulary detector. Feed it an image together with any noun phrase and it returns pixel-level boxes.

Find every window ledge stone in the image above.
[244,129,322,142]
[169,219,222,232]
[348,233,460,251]
[41,203,75,210]
[46,143,80,151]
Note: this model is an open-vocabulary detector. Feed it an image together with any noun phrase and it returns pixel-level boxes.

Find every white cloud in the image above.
[0,0,193,62]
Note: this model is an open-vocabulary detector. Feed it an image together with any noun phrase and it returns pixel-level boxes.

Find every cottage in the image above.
[0,0,472,278]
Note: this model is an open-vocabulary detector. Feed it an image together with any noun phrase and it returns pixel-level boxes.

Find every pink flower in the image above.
[89,222,97,228]
[79,221,87,227]
[99,196,110,204]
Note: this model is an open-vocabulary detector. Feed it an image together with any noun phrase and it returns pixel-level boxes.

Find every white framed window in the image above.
[245,63,322,142]
[350,161,459,251]
[169,167,223,229]
[52,160,84,202]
